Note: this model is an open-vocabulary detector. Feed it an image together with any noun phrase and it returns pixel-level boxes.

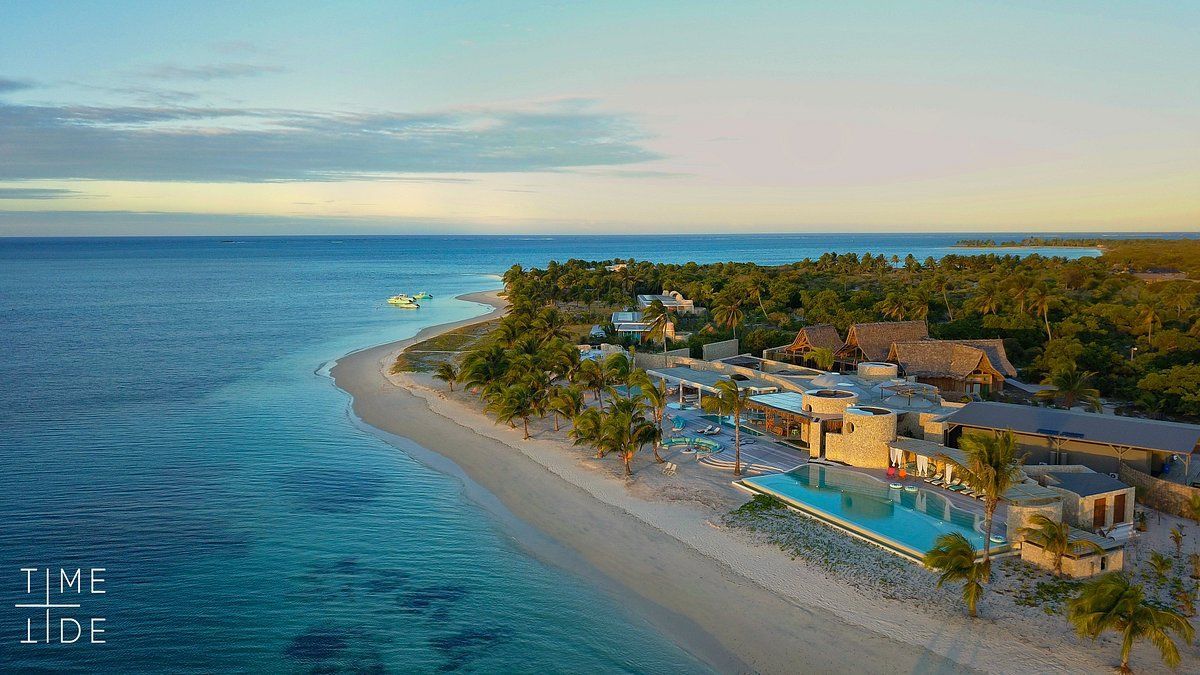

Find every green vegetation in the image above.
[699,379,751,476]
[502,237,1200,419]
[923,533,990,617]
[937,431,1025,565]
[391,319,498,373]
[438,298,676,477]
[1017,514,1103,578]
[1067,572,1194,673]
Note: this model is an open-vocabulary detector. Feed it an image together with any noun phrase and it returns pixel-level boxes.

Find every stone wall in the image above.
[823,407,895,469]
[1020,541,1123,578]
[1119,464,1200,518]
[1005,499,1064,542]
[633,348,689,370]
[701,339,739,361]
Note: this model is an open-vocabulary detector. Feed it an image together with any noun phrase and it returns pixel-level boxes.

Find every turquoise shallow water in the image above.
[0,234,1101,671]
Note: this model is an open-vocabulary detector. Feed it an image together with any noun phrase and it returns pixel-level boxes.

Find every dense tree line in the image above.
[501,239,1200,419]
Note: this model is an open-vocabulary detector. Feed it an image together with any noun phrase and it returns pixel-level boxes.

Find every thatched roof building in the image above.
[887,338,1016,394]
[836,320,928,363]
[782,324,843,355]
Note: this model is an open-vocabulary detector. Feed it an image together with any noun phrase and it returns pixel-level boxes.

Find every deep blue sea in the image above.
[0,234,1104,672]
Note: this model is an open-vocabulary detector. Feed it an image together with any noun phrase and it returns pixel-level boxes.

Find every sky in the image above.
[0,1,1197,235]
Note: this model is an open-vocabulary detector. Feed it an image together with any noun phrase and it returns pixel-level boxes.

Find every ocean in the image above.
[0,234,1102,672]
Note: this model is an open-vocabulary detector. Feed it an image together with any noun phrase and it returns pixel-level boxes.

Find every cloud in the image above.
[139,62,287,81]
[0,98,659,182]
[0,77,34,93]
[0,187,85,199]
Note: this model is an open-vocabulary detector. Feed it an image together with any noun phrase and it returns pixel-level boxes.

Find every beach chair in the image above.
[947,478,964,491]
[925,472,943,485]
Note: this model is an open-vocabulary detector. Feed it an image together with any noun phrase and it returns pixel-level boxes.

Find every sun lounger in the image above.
[926,472,943,485]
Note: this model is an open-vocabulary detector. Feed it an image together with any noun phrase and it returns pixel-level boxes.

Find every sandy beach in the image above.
[331,290,1173,674]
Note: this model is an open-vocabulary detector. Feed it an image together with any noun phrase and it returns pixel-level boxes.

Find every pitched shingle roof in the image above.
[839,320,928,361]
[943,402,1200,455]
[784,324,843,352]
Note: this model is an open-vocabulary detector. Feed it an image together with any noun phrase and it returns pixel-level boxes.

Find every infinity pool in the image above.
[738,464,1002,560]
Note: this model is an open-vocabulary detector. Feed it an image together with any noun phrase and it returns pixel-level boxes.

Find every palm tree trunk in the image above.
[942,288,953,320]
[1043,311,1053,341]
[733,412,742,476]
[982,502,995,566]
[553,412,560,432]
[624,451,633,476]
[523,418,530,440]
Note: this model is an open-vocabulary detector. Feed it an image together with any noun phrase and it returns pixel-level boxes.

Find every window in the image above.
[846,422,855,434]
[1100,555,1107,571]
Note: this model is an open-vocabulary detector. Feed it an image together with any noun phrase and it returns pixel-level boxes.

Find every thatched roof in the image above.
[784,324,843,353]
[838,320,928,361]
[887,341,991,380]
[948,339,1017,377]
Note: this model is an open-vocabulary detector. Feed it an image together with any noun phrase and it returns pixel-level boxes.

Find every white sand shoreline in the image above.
[330,290,1152,674]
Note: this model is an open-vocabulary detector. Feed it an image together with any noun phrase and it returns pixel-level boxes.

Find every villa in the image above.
[886,338,1017,396]
[610,310,675,341]
[636,290,699,314]
[834,320,929,367]
[772,324,843,363]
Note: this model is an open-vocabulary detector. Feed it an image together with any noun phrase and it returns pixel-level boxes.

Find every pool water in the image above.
[699,413,764,436]
[739,465,999,559]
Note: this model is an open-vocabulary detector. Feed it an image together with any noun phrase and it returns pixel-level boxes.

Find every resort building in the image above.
[886,338,1017,396]
[834,320,928,368]
[770,324,843,364]
[941,402,1200,477]
[1022,465,1136,533]
[636,290,699,314]
[645,364,778,407]
[610,311,674,341]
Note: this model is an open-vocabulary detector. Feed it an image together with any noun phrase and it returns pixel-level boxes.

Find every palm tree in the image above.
[1018,514,1103,577]
[932,272,954,321]
[632,372,668,463]
[1067,572,1194,673]
[972,281,1004,316]
[548,385,583,432]
[460,343,508,396]
[923,532,990,617]
[711,301,745,341]
[1185,493,1200,525]
[533,306,572,345]
[938,431,1026,566]
[642,299,676,367]
[1027,284,1057,341]
[485,384,537,439]
[434,361,459,392]
[808,346,835,372]
[568,408,603,449]
[573,358,607,406]
[602,353,630,398]
[1036,366,1103,412]
[1137,303,1161,349]
[1148,551,1174,586]
[701,379,752,476]
[877,293,907,320]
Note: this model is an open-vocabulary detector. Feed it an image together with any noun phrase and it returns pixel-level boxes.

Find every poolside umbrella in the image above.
[887,445,898,466]
[944,464,953,485]
[916,454,928,477]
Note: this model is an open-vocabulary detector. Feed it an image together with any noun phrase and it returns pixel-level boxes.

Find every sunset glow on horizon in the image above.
[1,1,1197,235]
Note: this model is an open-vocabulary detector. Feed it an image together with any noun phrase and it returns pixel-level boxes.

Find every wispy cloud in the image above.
[0,77,35,93]
[0,97,659,182]
[138,62,287,81]
[0,187,86,199]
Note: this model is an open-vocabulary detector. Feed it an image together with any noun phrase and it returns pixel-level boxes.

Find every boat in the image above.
[413,291,433,300]
[387,295,419,308]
